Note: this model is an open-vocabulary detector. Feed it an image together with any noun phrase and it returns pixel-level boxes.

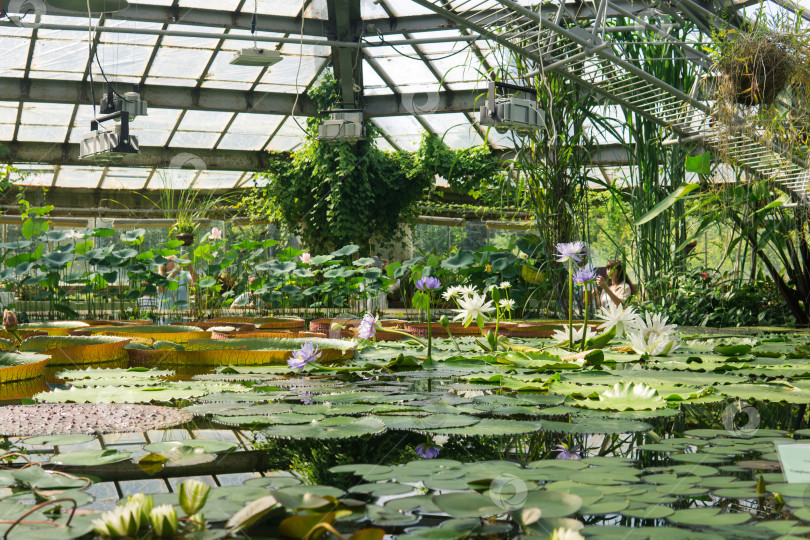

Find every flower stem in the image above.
[426,299,432,360]
[374,324,428,348]
[581,288,589,352]
[568,259,574,347]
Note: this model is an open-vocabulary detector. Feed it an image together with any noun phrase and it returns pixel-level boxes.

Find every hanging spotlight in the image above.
[80,84,145,164]
[479,80,544,136]
[318,110,365,143]
[44,0,129,13]
[230,48,283,67]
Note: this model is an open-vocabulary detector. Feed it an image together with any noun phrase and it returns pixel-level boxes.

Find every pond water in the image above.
[1,325,809,538]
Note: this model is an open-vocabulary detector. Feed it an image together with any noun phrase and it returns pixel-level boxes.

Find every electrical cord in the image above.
[363,32,477,62]
[290,9,309,135]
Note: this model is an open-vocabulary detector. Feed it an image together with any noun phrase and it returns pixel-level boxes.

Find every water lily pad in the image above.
[668,507,751,526]
[262,416,386,440]
[23,434,95,446]
[143,440,237,454]
[49,449,131,466]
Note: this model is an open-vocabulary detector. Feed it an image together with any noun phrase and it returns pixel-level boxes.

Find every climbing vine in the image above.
[246,72,501,255]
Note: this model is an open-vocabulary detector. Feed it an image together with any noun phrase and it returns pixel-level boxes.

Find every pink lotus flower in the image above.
[300,252,312,264]
[207,227,222,240]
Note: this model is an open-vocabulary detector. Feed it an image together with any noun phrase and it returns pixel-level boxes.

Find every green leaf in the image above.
[684,152,711,174]
[198,277,218,288]
[634,184,699,226]
[49,449,131,466]
[441,251,475,271]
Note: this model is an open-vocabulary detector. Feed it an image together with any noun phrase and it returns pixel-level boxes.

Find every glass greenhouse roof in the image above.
[0,0,804,192]
[0,0,513,191]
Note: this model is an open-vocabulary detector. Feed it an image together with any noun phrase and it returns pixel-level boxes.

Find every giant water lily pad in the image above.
[20,335,130,365]
[0,404,192,435]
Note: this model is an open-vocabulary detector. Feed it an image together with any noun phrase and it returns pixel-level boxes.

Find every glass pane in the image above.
[147,168,199,190]
[30,38,87,80]
[100,167,151,189]
[55,166,104,189]
[255,57,326,94]
[0,37,32,77]
[421,112,484,148]
[265,116,306,151]
[371,116,424,150]
[194,170,244,189]
[13,164,54,187]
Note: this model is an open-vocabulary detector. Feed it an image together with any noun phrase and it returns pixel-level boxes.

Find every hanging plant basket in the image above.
[719,36,793,107]
[176,232,194,246]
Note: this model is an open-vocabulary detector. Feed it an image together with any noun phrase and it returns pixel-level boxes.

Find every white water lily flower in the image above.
[550,528,585,540]
[149,504,179,537]
[65,230,85,240]
[499,281,511,289]
[596,303,642,338]
[498,298,515,310]
[442,286,464,301]
[452,292,495,326]
[92,503,141,537]
[432,435,450,446]
[551,325,593,343]
[456,285,479,299]
[126,493,153,524]
[628,328,680,356]
[639,312,677,341]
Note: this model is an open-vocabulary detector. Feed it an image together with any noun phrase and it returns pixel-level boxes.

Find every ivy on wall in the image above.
[245,72,500,255]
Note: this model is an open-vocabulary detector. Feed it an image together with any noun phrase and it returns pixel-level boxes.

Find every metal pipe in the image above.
[0,20,481,48]
[0,21,357,47]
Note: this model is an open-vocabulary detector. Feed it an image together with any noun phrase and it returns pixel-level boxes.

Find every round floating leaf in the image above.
[261,416,385,440]
[378,414,479,431]
[143,440,237,454]
[49,449,131,466]
[541,419,652,435]
[668,507,751,526]
[23,434,95,446]
[622,504,674,519]
[349,483,414,497]
[431,492,503,518]
[429,418,543,437]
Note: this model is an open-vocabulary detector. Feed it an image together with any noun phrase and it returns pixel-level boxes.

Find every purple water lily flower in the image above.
[287,342,322,372]
[357,313,377,340]
[415,444,441,459]
[555,242,586,264]
[552,444,582,460]
[298,392,314,405]
[415,277,442,292]
[572,267,597,285]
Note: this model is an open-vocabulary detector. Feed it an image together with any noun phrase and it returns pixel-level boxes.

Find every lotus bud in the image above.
[185,513,206,532]
[179,479,210,516]
[439,315,449,328]
[126,492,153,524]
[3,310,17,332]
[149,504,179,537]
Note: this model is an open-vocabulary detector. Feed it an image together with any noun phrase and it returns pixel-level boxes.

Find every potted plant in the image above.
[171,215,197,246]
[708,10,810,159]
[716,29,794,107]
